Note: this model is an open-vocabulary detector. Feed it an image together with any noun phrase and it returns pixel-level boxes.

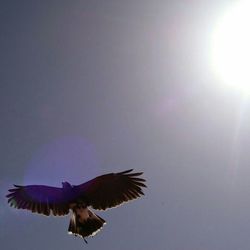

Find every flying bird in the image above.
[6,169,146,242]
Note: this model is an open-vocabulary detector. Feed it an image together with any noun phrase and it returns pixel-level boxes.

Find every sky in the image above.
[2,1,250,250]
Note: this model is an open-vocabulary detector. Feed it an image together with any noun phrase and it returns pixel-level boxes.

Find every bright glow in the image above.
[211,1,250,95]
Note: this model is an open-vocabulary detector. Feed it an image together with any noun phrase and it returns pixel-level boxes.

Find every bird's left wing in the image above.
[73,169,146,210]
[6,184,70,216]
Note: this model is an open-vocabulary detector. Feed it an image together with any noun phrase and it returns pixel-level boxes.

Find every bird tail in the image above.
[68,207,106,239]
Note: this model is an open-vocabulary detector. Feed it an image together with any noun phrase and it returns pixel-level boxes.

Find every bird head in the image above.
[62,181,72,189]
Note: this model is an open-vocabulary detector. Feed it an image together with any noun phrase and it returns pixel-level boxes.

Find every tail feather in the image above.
[68,208,106,238]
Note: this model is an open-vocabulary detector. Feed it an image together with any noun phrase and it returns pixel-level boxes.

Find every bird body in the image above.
[6,169,146,240]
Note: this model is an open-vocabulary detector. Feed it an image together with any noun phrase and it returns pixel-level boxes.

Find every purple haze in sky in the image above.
[23,136,100,186]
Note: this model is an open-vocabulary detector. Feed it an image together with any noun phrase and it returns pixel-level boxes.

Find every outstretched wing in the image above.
[6,185,70,216]
[73,169,146,210]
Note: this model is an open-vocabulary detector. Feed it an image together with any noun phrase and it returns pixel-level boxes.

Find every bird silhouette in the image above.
[6,169,146,242]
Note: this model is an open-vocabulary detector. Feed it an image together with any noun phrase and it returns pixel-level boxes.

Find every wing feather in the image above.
[6,185,70,216]
[73,169,146,210]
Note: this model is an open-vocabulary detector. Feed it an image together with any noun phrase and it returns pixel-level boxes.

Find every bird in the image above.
[6,169,146,242]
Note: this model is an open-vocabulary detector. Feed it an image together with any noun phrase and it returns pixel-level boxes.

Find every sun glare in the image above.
[211,1,250,95]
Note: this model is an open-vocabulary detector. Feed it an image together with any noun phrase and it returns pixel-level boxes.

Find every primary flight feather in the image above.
[6,169,146,241]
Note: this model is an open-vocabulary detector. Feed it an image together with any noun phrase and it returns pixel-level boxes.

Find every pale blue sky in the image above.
[2,1,250,249]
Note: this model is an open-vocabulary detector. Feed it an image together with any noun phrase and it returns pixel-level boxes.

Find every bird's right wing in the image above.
[73,169,146,210]
[6,185,70,216]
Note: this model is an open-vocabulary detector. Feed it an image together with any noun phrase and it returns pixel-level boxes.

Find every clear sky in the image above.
[2,1,250,250]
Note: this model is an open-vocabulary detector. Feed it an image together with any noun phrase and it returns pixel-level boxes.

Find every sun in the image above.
[211,1,250,95]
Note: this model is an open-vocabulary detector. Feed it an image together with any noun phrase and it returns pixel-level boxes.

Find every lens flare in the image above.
[23,136,100,186]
